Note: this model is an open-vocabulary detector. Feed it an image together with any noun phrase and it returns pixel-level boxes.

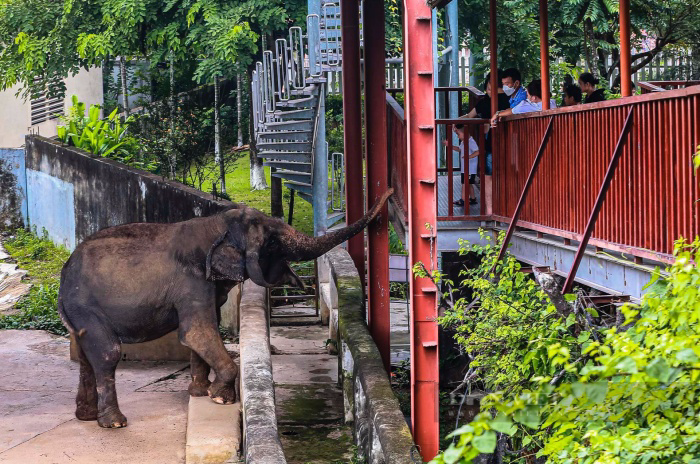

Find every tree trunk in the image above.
[215,77,225,193]
[248,68,267,191]
[169,51,176,179]
[120,56,129,116]
[237,73,244,147]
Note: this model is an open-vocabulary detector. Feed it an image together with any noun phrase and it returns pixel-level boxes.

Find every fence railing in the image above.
[491,85,700,263]
[639,80,700,94]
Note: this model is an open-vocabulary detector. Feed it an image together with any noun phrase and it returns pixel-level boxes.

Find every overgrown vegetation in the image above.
[431,233,700,463]
[0,229,69,335]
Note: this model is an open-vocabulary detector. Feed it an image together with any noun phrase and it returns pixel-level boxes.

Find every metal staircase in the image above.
[251,1,356,235]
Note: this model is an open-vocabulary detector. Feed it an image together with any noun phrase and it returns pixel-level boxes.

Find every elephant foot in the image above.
[188,380,211,397]
[75,402,98,421]
[208,381,237,405]
[97,409,128,428]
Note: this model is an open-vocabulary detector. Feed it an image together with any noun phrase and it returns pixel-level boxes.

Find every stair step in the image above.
[290,88,316,97]
[271,169,312,184]
[327,211,345,228]
[284,180,314,195]
[263,120,313,131]
[258,152,312,163]
[264,161,312,173]
[258,130,312,142]
[276,96,317,109]
[297,192,313,203]
[274,108,314,120]
[258,141,312,152]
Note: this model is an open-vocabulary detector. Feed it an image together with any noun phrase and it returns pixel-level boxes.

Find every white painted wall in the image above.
[0,67,103,148]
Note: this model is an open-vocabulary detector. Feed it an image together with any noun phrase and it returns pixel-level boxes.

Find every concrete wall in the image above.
[24,135,231,250]
[0,68,103,148]
[0,148,28,228]
[319,247,418,464]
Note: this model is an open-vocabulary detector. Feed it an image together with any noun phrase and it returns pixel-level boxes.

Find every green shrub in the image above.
[0,229,69,336]
[432,236,700,463]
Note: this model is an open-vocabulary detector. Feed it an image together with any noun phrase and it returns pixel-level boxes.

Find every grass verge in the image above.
[0,229,70,335]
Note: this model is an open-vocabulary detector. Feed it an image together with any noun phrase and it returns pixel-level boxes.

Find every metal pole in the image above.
[619,0,633,96]
[494,117,554,266]
[563,108,634,293]
[539,0,550,109]
[489,0,499,118]
[404,0,439,459]
[363,0,391,375]
[341,0,365,277]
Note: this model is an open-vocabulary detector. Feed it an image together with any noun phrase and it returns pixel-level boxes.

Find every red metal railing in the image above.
[387,92,409,222]
[492,86,700,263]
[639,80,700,94]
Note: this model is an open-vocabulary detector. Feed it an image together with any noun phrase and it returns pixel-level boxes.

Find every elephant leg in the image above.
[178,319,238,404]
[188,350,211,397]
[77,319,127,428]
[75,343,98,421]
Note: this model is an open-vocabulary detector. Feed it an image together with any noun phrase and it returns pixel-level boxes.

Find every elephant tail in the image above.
[56,294,78,336]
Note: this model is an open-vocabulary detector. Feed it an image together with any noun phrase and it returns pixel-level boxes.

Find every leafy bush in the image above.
[0,229,69,336]
[57,96,158,172]
[432,236,700,463]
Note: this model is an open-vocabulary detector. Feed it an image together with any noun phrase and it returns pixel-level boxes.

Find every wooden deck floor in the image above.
[437,173,482,218]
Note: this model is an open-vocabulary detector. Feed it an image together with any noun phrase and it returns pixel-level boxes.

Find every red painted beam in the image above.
[363,0,391,375]
[539,0,550,109]
[563,108,634,294]
[489,0,499,118]
[340,0,365,282]
[619,0,632,96]
[404,0,440,460]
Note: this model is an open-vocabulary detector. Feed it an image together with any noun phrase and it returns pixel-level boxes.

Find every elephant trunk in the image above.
[281,188,393,262]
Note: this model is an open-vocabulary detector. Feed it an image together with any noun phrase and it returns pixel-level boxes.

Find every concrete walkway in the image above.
[270,305,354,463]
[0,330,190,463]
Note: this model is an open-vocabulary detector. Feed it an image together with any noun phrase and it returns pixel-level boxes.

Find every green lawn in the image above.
[197,154,315,236]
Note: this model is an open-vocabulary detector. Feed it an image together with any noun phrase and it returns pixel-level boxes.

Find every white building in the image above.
[0,67,103,148]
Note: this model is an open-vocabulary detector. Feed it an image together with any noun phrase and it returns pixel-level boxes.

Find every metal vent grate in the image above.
[30,78,64,126]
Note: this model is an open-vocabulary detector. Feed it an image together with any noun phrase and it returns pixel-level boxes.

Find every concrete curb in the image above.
[239,281,287,464]
[186,398,242,464]
[323,247,419,464]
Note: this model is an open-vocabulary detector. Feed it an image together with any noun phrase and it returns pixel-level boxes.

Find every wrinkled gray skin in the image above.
[58,189,392,428]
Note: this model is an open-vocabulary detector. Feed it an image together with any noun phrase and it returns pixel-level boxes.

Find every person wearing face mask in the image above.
[579,72,606,104]
[490,79,557,127]
[501,68,527,109]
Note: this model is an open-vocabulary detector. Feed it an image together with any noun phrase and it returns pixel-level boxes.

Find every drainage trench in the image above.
[269,300,354,463]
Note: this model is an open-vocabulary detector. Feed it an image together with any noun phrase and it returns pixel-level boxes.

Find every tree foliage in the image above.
[432,234,700,463]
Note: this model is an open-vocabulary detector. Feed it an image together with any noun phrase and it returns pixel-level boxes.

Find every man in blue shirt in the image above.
[501,68,527,108]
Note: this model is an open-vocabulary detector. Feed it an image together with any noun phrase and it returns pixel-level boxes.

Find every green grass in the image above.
[0,229,70,335]
[197,154,315,236]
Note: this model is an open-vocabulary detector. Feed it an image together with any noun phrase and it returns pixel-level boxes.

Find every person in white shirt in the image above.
[490,79,557,127]
[445,124,480,206]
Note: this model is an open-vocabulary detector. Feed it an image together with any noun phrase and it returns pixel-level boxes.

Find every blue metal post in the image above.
[312,88,328,236]
[447,0,459,119]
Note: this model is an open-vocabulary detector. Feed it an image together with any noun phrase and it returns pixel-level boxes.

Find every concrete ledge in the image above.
[321,247,418,464]
[186,397,242,464]
[239,281,286,464]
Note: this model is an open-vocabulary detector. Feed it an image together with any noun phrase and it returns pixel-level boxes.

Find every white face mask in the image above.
[503,85,516,96]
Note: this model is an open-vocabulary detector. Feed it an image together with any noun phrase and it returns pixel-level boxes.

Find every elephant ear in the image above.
[206,233,245,282]
[265,261,306,289]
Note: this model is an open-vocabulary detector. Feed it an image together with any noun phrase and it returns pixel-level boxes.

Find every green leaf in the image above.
[490,414,516,436]
[676,348,699,363]
[584,382,608,403]
[472,430,497,454]
[615,356,638,374]
[565,313,576,327]
[442,444,462,464]
[514,406,540,429]
[646,358,671,382]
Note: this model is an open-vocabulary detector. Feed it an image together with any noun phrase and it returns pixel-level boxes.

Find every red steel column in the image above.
[341,0,365,280]
[619,0,632,96]
[539,0,550,109]
[363,0,391,374]
[404,0,439,460]
[489,0,499,117]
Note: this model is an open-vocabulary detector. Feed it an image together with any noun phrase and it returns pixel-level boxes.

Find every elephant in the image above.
[57,188,393,428]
